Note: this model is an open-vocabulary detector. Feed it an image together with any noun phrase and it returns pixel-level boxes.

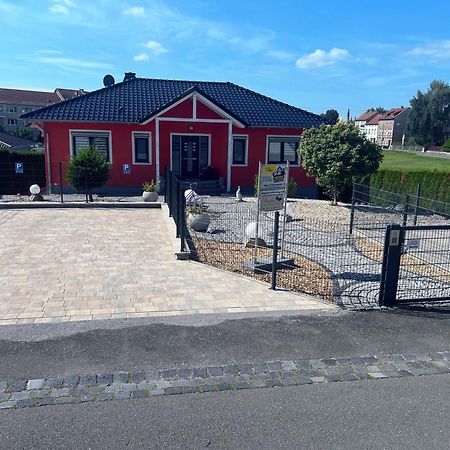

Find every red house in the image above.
[22,74,323,195]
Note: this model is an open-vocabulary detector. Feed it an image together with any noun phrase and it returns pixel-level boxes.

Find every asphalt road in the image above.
[1,374,449,449]
[1,307,450,379]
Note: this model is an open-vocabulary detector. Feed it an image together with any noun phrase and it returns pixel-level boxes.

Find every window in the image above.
[133,132,151,164]
[8,106,17,113]
[7,118,17,125]
[70,131,111,161]
[232,136,248,165]
[267,137,300,165]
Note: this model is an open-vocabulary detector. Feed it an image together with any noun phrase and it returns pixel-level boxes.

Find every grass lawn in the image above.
[381,150,450,172]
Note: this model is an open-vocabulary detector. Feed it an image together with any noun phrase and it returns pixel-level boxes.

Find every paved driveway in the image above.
[0,208,333,325]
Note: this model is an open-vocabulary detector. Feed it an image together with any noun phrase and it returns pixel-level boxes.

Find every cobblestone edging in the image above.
[1,351,450,410]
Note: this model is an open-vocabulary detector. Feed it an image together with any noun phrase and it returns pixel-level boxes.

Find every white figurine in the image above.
[236,186,243,202]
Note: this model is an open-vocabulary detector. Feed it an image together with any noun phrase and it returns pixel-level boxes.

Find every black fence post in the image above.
[176,180,182,238]
[168,170,173,217]
[180,190,185,253]
[271,211,280,290]
[164,166,168,204]
[59,162,64,203]
[402,194,409,226]
[349,184,356,234]
[378,223,403,307]
[413,183,421,226]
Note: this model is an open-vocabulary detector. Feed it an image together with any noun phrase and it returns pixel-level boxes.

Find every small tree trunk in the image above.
[333,178,338,206]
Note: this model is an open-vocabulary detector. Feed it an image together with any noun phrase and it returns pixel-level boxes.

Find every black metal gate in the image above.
[379,224,450,306]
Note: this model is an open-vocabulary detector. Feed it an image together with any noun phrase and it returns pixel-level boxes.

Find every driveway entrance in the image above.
[0,208,333,325]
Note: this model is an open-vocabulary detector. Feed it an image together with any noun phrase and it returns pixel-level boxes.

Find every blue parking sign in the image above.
[123,164,131,174]
[15,162,24,174]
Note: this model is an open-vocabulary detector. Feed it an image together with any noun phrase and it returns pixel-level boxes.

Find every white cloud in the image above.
[31,55,112,70]
[408,40,450,61]
[49,0,74,14]
[296,48,351,69]
[133,52,149,61]
[122,6,145,17]
[144,40,168,55]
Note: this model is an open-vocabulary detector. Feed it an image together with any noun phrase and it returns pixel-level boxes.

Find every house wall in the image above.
[42,97,316,196]
[45,121,156,193]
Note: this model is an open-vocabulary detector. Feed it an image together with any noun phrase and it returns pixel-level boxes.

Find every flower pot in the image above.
[188,213,210,232]
[142,191,158,202]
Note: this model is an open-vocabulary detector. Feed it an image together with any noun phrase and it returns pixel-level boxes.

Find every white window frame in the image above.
[231,135,248,167]
[69,129,113,163]
[7,118,17,125]
[266,135,301,167]
[132,131,152,165]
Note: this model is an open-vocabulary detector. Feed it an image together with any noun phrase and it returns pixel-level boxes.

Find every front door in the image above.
[181,135,200,179]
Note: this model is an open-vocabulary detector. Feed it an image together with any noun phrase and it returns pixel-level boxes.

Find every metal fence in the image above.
[379,224,450,306]
[350,183,450,242]
[163,179,450,309]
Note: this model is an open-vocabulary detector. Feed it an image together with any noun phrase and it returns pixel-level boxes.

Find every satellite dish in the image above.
[103,74,115,87]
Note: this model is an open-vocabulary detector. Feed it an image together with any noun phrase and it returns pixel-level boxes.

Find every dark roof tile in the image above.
[22,78,323,128]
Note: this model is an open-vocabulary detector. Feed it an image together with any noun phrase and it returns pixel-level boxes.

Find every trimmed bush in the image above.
[66,147,110,201]
[443,138,450,153]
[370,170,450,204]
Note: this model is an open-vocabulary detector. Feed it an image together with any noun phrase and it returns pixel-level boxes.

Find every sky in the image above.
[1,0,450,118]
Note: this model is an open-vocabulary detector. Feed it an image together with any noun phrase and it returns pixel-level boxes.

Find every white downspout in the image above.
[227,121,232,192]
[156,118,160,186]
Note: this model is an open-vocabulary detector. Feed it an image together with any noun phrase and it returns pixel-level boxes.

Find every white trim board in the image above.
[131,131,152,165]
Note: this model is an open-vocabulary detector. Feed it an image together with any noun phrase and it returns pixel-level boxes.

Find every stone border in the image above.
[1,351,449,410]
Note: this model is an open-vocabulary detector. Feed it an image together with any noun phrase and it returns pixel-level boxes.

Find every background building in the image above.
[377,107,410,148]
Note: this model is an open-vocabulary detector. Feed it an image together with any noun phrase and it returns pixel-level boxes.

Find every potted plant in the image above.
[187,204,210,232]
[142,180,158,202]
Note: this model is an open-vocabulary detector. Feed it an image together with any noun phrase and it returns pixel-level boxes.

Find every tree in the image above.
[66,147,110,201]
[320,109,339,125]
[406,80,450,146]
[367,107,387,114]
[300,122,383,205]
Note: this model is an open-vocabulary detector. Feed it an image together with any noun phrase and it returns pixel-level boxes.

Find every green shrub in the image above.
[370,170,450,204]
[66,146,110,201]
[443,138,450,153]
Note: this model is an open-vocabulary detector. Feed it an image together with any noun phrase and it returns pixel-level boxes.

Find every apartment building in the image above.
[377,107,410,148]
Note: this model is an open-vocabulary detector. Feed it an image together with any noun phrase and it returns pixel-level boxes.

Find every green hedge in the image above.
[370,170,450,204]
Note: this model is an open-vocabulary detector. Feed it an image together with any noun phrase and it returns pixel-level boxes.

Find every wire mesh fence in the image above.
[186,197,385,308]
[397,225,450,303]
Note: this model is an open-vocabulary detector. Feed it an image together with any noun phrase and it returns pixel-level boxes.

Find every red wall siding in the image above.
[230,127,314,190]
[45,121,156,190]
[160,98,193,118]
[196,100,224,120]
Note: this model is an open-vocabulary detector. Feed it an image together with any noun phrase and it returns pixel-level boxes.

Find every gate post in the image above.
[402,194,409,226]
[271,211,280,290]
[379,223,403,307]
[349,184,356,234]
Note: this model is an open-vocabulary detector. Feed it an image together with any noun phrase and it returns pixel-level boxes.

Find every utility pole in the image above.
[347,109,350,123]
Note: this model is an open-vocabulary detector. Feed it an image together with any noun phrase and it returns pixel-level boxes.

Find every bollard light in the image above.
[245,222,257,239]
[30,184,40,195]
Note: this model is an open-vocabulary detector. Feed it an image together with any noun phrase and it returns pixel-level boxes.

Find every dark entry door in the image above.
[181,135,200,179]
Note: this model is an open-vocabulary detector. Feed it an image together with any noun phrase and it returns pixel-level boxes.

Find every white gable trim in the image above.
[141,91,245,128]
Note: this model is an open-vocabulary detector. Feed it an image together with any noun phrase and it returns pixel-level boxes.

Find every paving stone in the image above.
[11,391,31,401]
[44,377,64,389]
[16,399,37,408]
[217,382,234,391]
[79,395,95,403]
[267,361,283,371]
[113,372,130,383]
[178,368,193,379]
[235,381,251,390]
[97,373,114,385]
[0,393,10,402]
[309,359,326,369]
[281,361,296,371]
[223,365,240,376]
[341,373,360,382]
[368,372,388,379]
[130,390,148,399]
[310,376,326,384]
[62,375,80,388]
[79,375,97,386]
[119,383,138,392]
[0,401,17,409]
[50,388,71,398]
[181,386,197,394]
[27,379,45,390]
[35,398,55,407]
[146,370,160,380]
[165,386,184,396]
[29,389,50,399]
[148,389,165,396]
[130,372,146,383]
[192,368,208,378]
[238,364,254,375]
[207,367,223,377]
[322,359,337,367]
[161,369,178,379]
[294,360,311,370]
[335,358,353,367]
[253,363,269,374]
[361,356,378,365]
[54,397,78,405]
[115,391,132,400]
[6,380,27,393]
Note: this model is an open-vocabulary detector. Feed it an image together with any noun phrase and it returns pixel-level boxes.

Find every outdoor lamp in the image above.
[30,184,40,195]
[29,184,43,201]
[245,222,257,239]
